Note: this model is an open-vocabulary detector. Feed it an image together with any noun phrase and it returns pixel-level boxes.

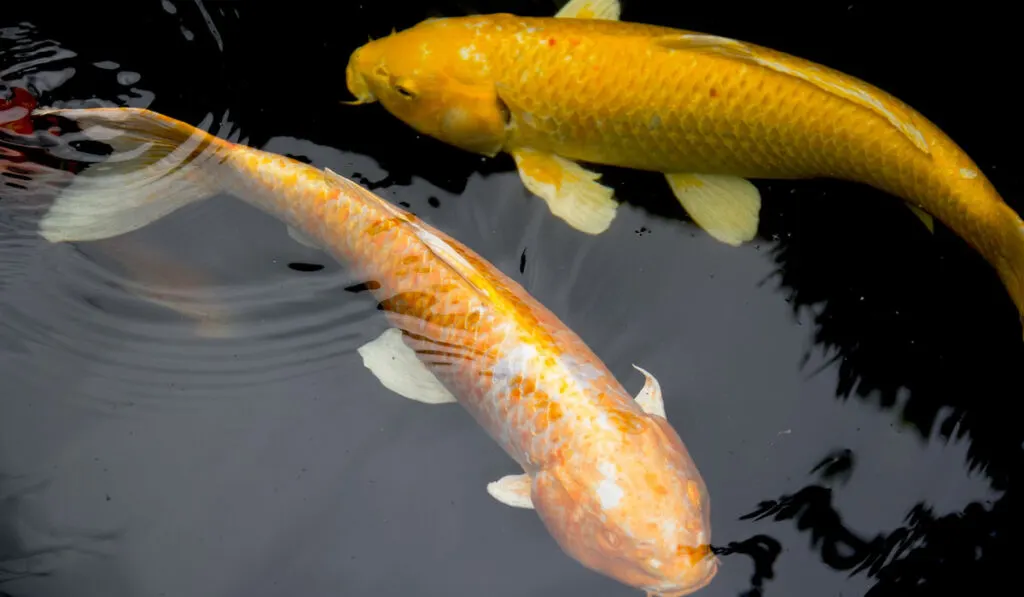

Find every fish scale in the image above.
[496,16,907,182]
[227,147,644,470]
[347,9,1024,328]
[44,71,714,596]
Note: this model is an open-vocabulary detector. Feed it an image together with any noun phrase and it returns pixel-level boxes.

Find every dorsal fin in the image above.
[555,0,621,20]
[653,34,932,156]
[322,168,497,301]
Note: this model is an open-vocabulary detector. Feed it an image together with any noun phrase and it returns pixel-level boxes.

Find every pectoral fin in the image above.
[511,148,618,235]
[287,225,322,249]
[906,204,935,234]
[555,0,621,20]
[487,473,534,509]
[357,327,458,405]
[665,173,761,246]
[632,364,666,419]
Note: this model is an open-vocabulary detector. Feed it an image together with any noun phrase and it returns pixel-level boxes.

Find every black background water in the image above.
[1,2,1021,596]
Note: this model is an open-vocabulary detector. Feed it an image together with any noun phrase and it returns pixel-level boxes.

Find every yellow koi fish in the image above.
[33,105,717,597]
[344,0,1024,335]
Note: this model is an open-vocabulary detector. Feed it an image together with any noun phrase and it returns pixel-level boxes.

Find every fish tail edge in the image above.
[1003,204,1024,339]
[33,106,228,243]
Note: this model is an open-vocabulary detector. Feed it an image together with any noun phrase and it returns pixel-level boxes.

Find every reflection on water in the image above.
[2,3,1022,597]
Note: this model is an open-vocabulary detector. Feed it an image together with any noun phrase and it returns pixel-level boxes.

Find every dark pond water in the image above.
[1,2,1021,596]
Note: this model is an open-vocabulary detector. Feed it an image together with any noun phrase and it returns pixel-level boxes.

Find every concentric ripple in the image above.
[0,28,405,412]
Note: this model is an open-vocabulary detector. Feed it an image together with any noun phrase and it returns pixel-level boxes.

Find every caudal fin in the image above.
[32,107,228,243]
[1002,206,1024,340]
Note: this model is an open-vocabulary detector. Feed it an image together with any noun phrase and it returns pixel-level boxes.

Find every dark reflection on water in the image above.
[1,2,1022,597]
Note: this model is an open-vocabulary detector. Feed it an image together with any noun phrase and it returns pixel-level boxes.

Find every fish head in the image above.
[532,410,717,596]
[344,17,510,157]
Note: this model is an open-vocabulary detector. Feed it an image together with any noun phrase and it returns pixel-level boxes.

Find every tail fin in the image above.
[31,107,228,243]
[1001,205,1024,340]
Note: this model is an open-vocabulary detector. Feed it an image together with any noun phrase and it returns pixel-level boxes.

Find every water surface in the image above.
[1,3,1021,597]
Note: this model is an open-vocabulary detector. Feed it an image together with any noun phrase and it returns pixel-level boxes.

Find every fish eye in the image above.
[395,84,416,99]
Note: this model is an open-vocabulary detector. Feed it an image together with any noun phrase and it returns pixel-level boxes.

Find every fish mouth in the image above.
[342,52,376,105]
[646,554,719,597]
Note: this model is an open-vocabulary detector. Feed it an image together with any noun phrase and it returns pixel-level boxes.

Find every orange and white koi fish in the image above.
[33,105,718,597]
[344,0,1024,335]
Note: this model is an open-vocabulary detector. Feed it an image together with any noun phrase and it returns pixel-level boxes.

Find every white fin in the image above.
[287,225,321,249]
[651,35,931,156]
[631,364,666,419]
[906,204,935,234]
[356,327,458,405]
[487,473,534,509]
[664,173,761,246]
[33,107,225,243]
[511,148,618,235]
[555,0,621,20]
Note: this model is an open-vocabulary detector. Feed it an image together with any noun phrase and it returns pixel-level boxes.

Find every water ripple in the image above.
[2,136,382,413]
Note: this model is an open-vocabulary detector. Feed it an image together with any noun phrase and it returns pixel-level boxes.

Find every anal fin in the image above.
[356,328,458,405]
[511,148,618,235]
[665,173,761,246]
[487,473,534,509]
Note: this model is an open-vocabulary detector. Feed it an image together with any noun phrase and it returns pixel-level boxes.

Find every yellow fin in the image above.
[654,33,752,57]
[511,148,618,235]
[652,34,931,156]
[906,204,935,234]
[665,173,760,246]
[555,0,621,19]
[487,473,534,509]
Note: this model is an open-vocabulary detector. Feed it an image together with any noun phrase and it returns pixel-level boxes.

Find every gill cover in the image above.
[427,77,510,157]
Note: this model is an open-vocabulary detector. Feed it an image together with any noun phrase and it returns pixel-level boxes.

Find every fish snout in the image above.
[343,49,376,105]
[647,551,719,597]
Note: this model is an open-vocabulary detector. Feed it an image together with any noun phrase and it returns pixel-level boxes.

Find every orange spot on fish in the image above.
[709,88,718,98]
[677,543,712,564]
[569,38,580,47]
[608,408,646,434]
[548,400,563,421]
[686,480,702,508]
[365,216,402,236]
[547,37,556,46]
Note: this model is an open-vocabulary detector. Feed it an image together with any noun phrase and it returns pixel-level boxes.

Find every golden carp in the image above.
[345,0,1024,335]
[33,105,717,596]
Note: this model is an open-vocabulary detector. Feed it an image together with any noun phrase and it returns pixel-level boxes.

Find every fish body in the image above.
[346,0,1024,334]
[34,105,716,596]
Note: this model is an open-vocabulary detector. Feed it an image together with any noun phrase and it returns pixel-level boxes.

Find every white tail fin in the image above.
[33,107,229,243]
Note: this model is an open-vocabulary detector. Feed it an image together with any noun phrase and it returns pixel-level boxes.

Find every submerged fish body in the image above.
[346,0,1024,335]
[34,105,717,596]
